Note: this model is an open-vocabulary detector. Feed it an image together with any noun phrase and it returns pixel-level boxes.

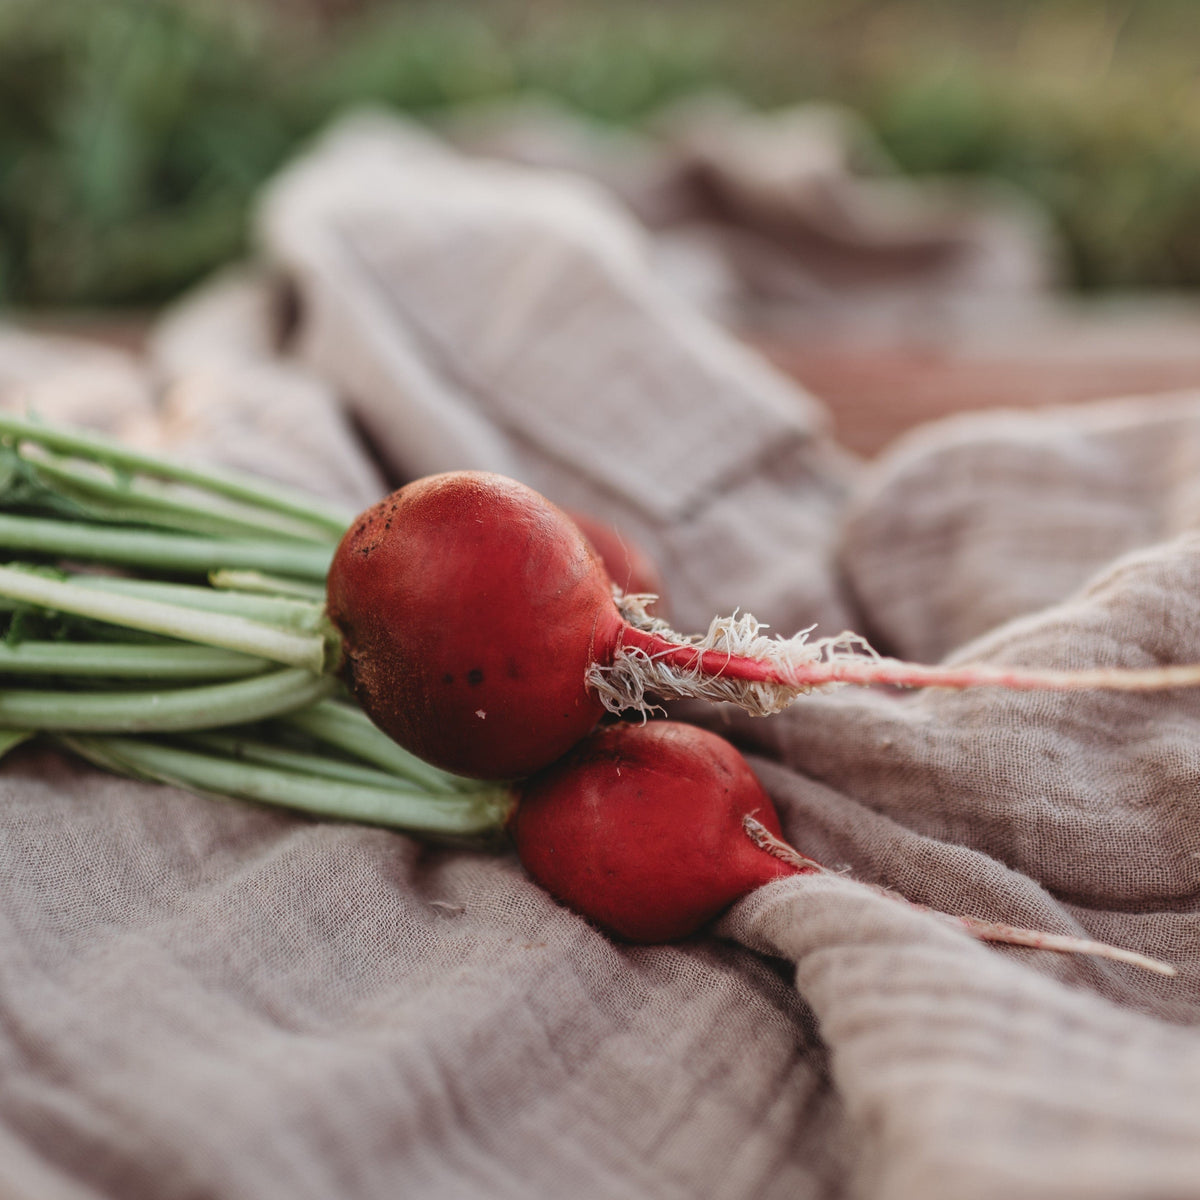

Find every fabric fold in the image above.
[723,875,1200,1200]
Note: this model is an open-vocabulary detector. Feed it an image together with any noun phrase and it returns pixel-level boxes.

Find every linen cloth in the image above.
[2,107,1200,1200]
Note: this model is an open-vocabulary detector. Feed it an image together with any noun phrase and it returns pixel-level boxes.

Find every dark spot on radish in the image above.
[467,668,484,686]
[441,673,454,685]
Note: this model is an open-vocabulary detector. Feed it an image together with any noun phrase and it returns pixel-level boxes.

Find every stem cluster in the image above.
[0,413,511,840]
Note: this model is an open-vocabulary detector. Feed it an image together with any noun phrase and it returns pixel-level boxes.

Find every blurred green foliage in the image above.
[2,0,1199,307]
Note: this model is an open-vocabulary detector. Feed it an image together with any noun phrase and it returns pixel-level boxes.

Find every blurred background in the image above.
[4,0,1199,309]
[4,0,1200,451]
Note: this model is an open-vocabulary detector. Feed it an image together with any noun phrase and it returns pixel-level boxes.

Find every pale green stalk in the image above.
[73,575,327,632]
[283,700,474,793]
[0,566,332,671]
[61,734,514,837]
[0,411,353,535]
[25,453,340,543]
[0,515,332,579]
[0,730,31,758]
[0,667,335,732]
[185,731,452,790]
[210,570,327,602]
[0,641,269,679]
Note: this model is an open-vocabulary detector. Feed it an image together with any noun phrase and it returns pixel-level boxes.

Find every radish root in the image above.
[743,817,1177,977]
[592,594,877,716]
[590,592,1200,719]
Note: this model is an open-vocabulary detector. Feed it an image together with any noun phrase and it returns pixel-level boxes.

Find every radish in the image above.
[512,720,795,942]
[567,510,668,615]
[512,720,1175,975]
[327,470,1200,780]
[326,472,622,780]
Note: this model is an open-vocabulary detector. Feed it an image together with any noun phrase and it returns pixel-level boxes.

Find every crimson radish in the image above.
[513,720,1175,974]
[327,472,622,779]
[568,510,668,615]
[327,470,1200,780]
[512,720,796,942]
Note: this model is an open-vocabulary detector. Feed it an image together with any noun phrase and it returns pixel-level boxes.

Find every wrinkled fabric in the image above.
[3,106,1200,1200]
[441,93,1061,336]
[257,111,856,636]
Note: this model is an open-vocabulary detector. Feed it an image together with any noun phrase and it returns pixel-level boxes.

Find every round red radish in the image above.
[328,470,1200,782]
[512,721,797,942]
[326,472,625,779]
[516,720,1171,971]
[568,510,668,615]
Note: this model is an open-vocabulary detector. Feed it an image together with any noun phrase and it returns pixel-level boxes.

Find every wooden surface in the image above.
[759,341,1200,457]
[748,298,1200,457]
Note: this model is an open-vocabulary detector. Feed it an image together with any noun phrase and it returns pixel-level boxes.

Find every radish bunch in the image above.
[0,418,1180,971]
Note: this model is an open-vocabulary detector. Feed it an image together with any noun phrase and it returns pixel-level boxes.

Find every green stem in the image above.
[0,566,333,670]
[0,412,354,537]
[61,734,514,837]
[185,731,456,790]
[25,454,340,544]
[73,575,327,632]
[210,570,327,602]
[0,641,269,679]
[0,729,32,760]
[282,700,472,793]
[0,515,333,579]
[0,667,336,731]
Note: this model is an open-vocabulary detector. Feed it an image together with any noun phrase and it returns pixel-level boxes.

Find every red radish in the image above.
[327,472,622,779]
[328,470,1200,780]
[513,720,1176,974]
[512,720,797,942]
[568,510,668,615]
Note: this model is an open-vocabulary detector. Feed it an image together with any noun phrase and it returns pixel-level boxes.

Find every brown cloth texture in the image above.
[3,107,1200,1200]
